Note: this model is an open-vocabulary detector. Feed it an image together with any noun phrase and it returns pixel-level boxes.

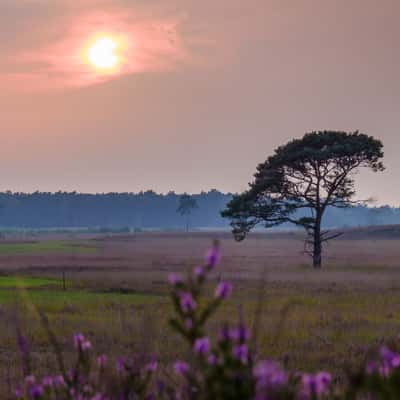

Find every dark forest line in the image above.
[0,190,398,229]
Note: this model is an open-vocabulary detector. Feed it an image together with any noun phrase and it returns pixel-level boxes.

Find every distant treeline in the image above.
[0,191,398,229]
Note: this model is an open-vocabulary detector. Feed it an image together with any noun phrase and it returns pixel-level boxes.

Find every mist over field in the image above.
[0,191,399,230]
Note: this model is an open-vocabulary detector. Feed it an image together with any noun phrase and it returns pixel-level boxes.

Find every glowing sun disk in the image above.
[88,38,118,69]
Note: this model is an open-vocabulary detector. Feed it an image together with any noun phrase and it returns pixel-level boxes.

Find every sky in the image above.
[1,0,399,205]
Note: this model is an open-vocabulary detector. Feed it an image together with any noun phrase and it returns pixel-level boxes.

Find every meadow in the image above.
[1,231,400,397]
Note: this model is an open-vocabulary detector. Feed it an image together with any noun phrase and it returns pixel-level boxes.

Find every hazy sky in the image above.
[1,0,399,204]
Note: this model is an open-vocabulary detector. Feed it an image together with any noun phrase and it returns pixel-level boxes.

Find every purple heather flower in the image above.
[145,360,158,373]
[29,384,44,398]
[15,388,22,398]
[218,325,232,342]
[215,282,233,299]
[230,324,250,343]
[194,266,205,278]
[185,318,193,330]
[42,376,53,387]
[116,358,125,373]
[54,375,66,387]
[300,374,317,398]
[254,360,287,400]
[315,371,331,393]
[392,355,400,368]
[73,333,91,350]
[207,354,218,365]
[83,384,92,393]
[380,347,396,366]
[97,354,107,368]
[25,375,35,385]
[168,273,183,286]
[380,346,396,360]
[180,292,197,313]
[174,360,190,375]
[73,333,85,348]
[157,380,165,395]
[205,244,221,268]
[380,346,400,369]
[253,360,287,386]
[17,332,30,374]
[194,337,210,355]
[379,364,391,377]
[367,361,378,375]
[233,344,249,364]
[81,340,92,351]
[66,370,74,381]
[300,371,331,398]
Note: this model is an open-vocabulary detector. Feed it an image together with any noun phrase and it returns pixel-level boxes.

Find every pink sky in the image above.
[1,0,399,204]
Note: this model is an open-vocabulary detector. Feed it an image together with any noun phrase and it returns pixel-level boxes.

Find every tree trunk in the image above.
[313,218,322,268]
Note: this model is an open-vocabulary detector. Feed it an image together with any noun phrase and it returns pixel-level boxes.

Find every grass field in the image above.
[1,231,400,396]
[0,240,96,255]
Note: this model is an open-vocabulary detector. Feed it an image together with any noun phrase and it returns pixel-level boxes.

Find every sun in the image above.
[88,37,119,69]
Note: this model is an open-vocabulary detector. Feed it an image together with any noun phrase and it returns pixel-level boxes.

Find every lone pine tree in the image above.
[222,131,384,268]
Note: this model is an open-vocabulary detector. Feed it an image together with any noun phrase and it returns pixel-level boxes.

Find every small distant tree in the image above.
[222,131,384,268]
[177,194,198,232]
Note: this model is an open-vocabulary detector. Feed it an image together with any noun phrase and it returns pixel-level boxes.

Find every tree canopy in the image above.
[177,194,199,232]
[177,194,198,216]
[222,131,384,267]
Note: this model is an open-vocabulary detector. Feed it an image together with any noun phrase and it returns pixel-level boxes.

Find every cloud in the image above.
[0,1,193,90]
[0,0,272,92]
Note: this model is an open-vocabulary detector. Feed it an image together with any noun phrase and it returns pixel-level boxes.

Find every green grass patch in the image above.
[0,276,60,288]
[0,240,97,255]
[0,288,164,313]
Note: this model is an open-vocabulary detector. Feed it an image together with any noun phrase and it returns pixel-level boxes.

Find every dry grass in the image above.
[1,231,400,397]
